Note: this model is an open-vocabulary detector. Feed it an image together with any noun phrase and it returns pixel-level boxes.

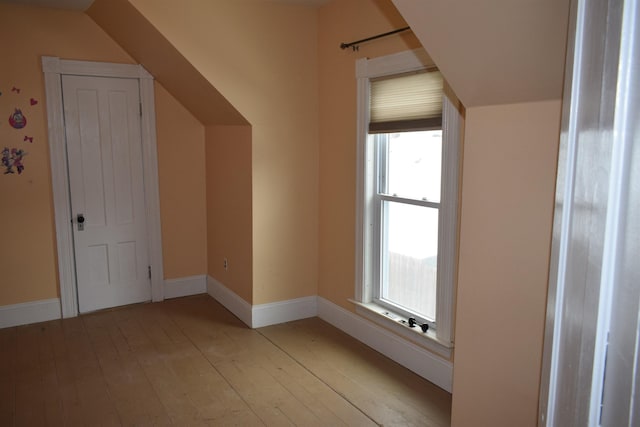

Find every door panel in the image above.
[62,75,150,313]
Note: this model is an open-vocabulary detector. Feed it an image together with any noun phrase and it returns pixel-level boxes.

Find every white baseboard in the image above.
[204,278,452,391]
[164,275,207,299]
[252,296,317,328]
[0,298,62,329]
[207,275,252,327]
[206,276,318,328]
[317,297,453,392]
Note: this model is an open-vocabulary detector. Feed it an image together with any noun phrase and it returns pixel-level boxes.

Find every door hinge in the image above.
[148,265,151,280]
[139,103,143,117]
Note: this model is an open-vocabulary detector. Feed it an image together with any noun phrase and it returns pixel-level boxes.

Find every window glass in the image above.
[384,130,442,202]
[379,193,439,321]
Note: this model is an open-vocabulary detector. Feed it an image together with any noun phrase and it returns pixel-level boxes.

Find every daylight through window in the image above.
[355,50,461,353]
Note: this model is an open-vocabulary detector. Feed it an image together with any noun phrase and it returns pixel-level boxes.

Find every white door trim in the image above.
[42,56,164,318]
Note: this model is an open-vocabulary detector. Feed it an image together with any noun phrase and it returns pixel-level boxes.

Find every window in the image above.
[354,50,461,356]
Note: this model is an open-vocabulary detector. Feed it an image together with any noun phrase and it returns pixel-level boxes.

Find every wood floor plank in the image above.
[37,322,65,426]
[1,294,450,426]
[228,329,373,426]
[58,316,121,426]
[141,344,249,424]
[47,320,85,426]
[132,299,263,425]
[83,309,173,425]
[139,302,191,346]
[258,345,374,426]
[259,317,452,427]
[170,297,376,427]
[0,327,16,426]
[14,324,49,426]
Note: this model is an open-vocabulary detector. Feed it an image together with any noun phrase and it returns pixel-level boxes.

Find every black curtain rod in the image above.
[340,27,411,51]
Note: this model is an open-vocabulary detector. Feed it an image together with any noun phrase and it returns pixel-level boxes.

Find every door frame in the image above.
[42,56,165,318]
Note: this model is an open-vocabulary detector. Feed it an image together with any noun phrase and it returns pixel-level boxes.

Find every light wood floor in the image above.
[0,294,451,426]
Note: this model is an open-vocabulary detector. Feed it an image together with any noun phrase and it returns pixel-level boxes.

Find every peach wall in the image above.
[127,0,320,304]
[0,3,206,307]
[317,0,421,309]
[451,101,561,426]
[0,4,134,306]
[317,4,562,423]
[155,83,207,279]
[206,126,253,302]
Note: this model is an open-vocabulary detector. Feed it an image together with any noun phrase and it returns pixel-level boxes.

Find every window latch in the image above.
[408,317,429,333]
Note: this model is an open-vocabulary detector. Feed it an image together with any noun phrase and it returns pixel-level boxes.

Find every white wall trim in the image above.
[206,276,252,327]
[252,296,317,328]
[42,57,77,318]
[0,298,62,329]
[42,56,164,317]
[206,276,318,328]
[42,57,152,79]
[164,275,206,299]
[355,48,432,79]
[352,301,452,359]
[139,75,165,302]
[317,297,453,392]
[205,278,452,390]
[436,93,462,344]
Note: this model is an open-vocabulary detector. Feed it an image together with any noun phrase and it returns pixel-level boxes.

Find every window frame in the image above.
[373,131,443,327]
[354,49,461,356]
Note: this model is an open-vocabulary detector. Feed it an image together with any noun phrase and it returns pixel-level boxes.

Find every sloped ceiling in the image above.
[0,0,93,10]
[87,0,248,125]
[15,0,572,115]
[0,0,329,10]
[392,0,571,107]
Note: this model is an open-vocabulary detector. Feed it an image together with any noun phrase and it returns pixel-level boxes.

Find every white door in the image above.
[62,75,151,313]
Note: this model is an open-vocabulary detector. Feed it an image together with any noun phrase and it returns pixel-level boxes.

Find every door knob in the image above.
[77,213,85,231]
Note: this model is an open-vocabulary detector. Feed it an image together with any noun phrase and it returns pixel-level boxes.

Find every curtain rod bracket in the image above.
[340,27,411,51]
[340,42,360,52]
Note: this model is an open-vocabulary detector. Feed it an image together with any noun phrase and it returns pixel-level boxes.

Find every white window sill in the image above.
[349,299,453,359]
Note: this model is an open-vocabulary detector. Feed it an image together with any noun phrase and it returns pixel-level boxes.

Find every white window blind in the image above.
[369,69,443,133]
